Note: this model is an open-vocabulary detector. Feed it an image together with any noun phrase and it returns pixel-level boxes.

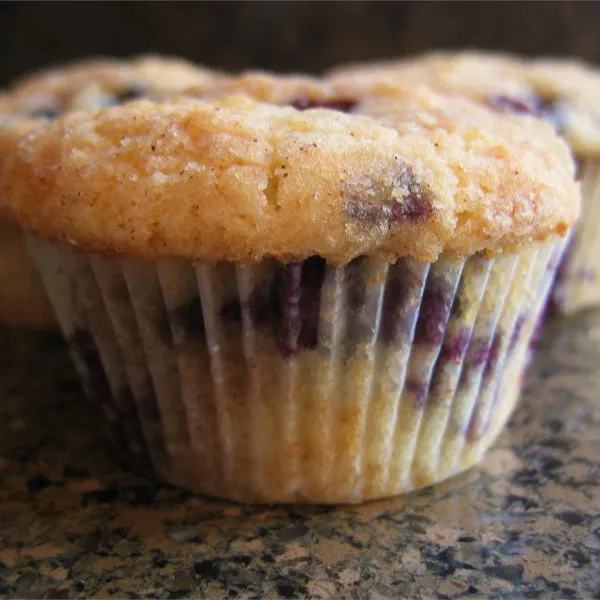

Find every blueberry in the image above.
[345,257,367,312]
[298,256,326,350]
[277,257,326,357]
[170,296,206,343]
[439,328,472,361]
[488,95,563,132]
[508,315,526,352]
[29,106,61,120]
[278,263,303,357]
[378,261,422,345]
[248,282,280,326]
[405,379,428,407]
[291,97,357,112]
[414,281,453,348]
[115,84,147,103]
[482,333,503,381]
[346,164,433,226]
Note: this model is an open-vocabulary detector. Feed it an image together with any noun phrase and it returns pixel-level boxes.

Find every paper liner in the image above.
[0,223,54,328]
[27,235,567,503]
[551,158,600,315]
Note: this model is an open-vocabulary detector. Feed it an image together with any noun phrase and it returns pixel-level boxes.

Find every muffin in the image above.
[0,82,578,503]
[328,52,600,315]
[0,55,221,328]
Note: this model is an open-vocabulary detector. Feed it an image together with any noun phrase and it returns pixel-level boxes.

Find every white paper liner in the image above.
[551,158,600,315]
[27,235,567,503]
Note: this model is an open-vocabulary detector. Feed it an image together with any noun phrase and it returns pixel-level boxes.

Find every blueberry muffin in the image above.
[0,82,578,503]
[0,56,221,328]
[328,52,600,315]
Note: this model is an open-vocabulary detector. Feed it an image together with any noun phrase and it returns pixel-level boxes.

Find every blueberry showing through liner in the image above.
[220,298,243,323]
[291,97,357,112]
[439,328,472,362]
[249,283,280,326]
[170,296,206,343]
[414,281,453,347]
[345,257,367,313]
[219,279,281,331]
[342,258,377,356]
[378,261,421,346]
[298,257,326,350]
[277,257,326,357]
[429,328,473,400]
[508,315,526,352]
[278,263,303,357]
[68,328,155,467]
[405,379,428,407]
[482,332,503,381]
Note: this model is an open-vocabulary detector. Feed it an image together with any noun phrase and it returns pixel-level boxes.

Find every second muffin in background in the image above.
[0,83,579,503]
[0,55,222,328]
[328,51,600,316]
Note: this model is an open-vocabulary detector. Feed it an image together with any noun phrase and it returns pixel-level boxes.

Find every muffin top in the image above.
[0,78,579,265]
[327,51,600,158]
[3,55,220,117]
[0,55,221,168]
[0,54,223,209]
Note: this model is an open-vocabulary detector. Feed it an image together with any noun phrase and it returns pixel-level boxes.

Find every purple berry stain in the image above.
[277,257,326,357]
[345,257,367,312]
[278,264,303,357]
[508,316,526,353]
[488,95,563,133]
[171,296,206,343]
[346,163,433,227]
[68,328,153,465]
[379,262,421,346]
[414,281,453,347]
[482,333,503,381]
[299,257,327,350]
[405,379,428,408]
[440,328,472,362]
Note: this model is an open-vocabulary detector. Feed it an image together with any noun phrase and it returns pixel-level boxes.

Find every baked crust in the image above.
[1,86,578,264]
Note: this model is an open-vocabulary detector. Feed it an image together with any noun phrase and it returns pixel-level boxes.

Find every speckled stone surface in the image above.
[0,310,599,599]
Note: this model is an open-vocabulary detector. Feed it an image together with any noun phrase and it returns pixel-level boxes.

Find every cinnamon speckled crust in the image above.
[0,87,578,264]
[326,51,600,157]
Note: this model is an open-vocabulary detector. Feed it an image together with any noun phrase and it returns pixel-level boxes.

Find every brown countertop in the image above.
[0,310,599,598]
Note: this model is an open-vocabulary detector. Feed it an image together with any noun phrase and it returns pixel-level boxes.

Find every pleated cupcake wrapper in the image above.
[551,158,600,315]
[27,235,566,504]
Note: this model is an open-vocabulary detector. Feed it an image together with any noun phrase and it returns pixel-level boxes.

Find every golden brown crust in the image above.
[1,89,579,264]
[327,51,600,157]
[0,55,223,166]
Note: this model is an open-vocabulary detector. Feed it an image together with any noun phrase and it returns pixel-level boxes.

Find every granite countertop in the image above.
[0,310,599,599]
